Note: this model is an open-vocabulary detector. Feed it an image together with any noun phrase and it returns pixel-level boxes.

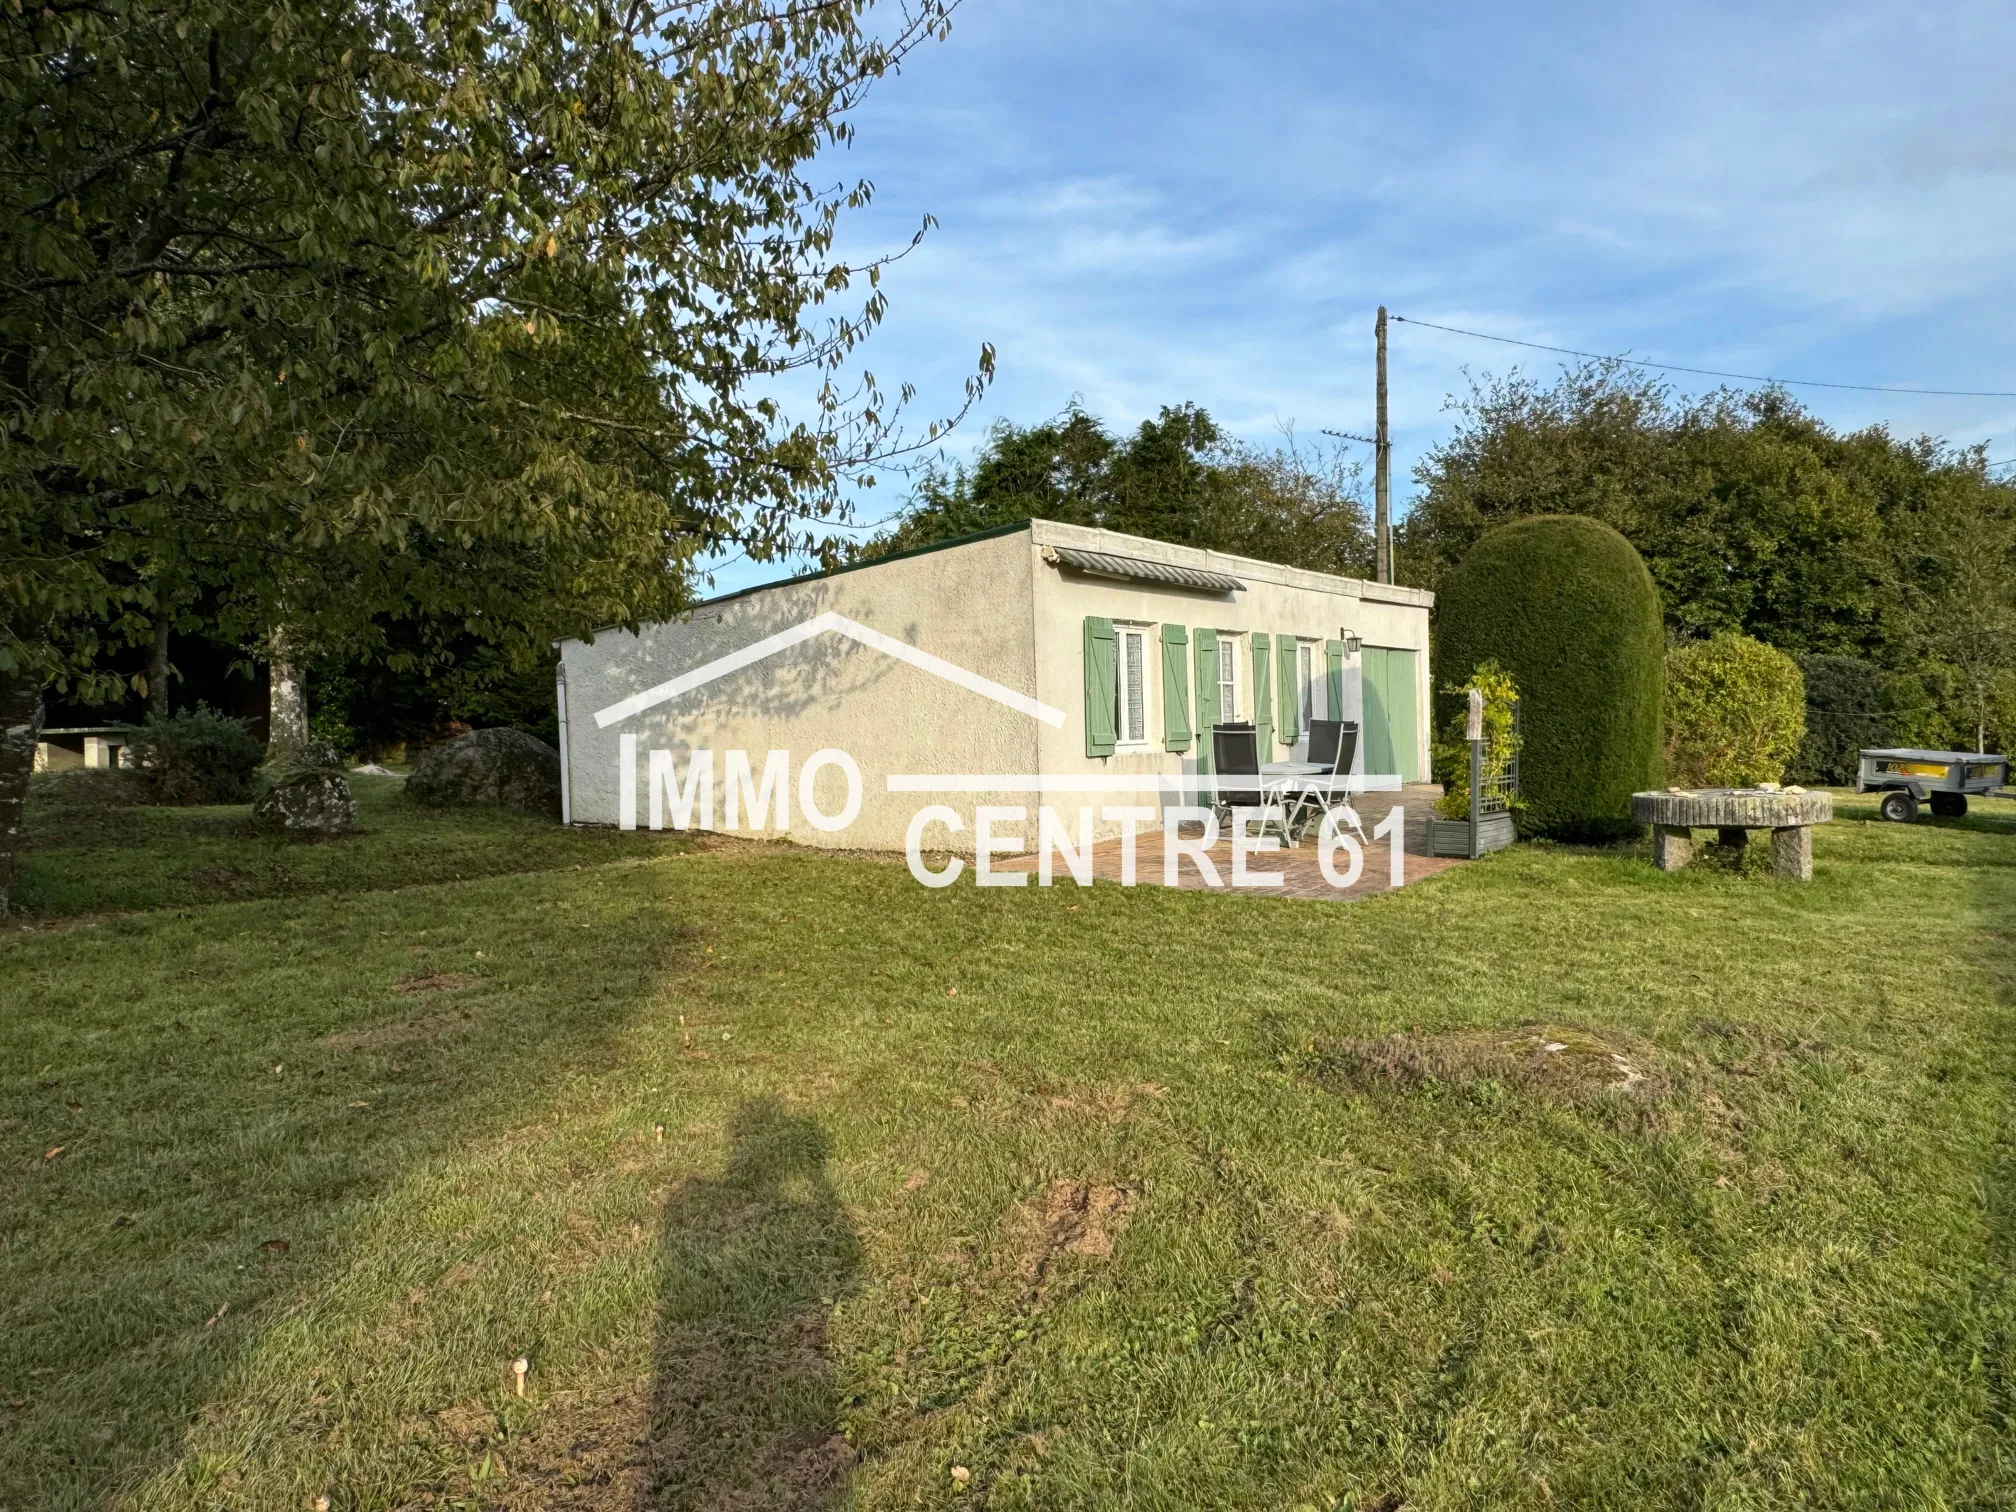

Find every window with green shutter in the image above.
[1160,624,1191,752]
[1325,640,1345,721]
[1192,628,1219,773]
[1249,632,1273,754]
[1083,617,1117,757]
[1276,636,1299,747]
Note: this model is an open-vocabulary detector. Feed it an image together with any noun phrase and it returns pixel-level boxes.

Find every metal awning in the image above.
[1043,545,1245,594]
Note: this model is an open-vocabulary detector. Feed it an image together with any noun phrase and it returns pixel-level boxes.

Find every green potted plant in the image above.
[1430,661,1521,858]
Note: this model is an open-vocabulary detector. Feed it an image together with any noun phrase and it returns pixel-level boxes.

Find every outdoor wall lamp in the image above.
[1339,630,1363,655]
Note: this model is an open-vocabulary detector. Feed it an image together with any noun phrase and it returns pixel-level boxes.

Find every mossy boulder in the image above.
[251,741,358,838]
[1437,515,1664,840]
[407,727,562,816]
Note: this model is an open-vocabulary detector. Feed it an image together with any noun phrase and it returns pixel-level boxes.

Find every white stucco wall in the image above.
[559,526,1042,850]
[557,519,1432,855]
[1026,520,1434,836]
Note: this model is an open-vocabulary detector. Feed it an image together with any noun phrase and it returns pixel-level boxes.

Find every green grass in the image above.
[10,771,691,919]
[3,778,2014,1510]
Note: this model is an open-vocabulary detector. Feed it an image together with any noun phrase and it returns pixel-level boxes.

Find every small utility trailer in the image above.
[1857,748,2012,822]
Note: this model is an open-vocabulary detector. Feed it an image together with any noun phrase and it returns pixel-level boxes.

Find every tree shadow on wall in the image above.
[636,1099,864,1511]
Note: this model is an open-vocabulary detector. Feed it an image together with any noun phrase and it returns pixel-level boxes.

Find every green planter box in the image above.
[1429,812,1516,858]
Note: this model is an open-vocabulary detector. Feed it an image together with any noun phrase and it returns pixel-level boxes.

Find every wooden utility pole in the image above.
[1374,305,1392,584]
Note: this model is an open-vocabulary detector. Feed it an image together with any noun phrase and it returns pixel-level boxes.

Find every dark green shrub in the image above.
[126,705,264,805]
[1436,515,1663,840]
[1664,635,1805,787]
[1793,654,1890,784]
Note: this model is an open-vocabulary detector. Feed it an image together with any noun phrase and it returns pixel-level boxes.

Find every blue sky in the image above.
[703,0,2016,593]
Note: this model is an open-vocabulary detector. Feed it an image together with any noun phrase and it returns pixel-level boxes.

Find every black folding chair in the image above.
[1210,724,1289,841]
[1306,718,1342,770]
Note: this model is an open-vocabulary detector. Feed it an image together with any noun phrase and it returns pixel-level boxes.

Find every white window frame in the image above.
[1114,623,1151,749]
[1216,633,1241,724]
[1298,641,1317,728]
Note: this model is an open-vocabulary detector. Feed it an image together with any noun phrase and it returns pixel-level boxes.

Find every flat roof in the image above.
[558,515,1432,647]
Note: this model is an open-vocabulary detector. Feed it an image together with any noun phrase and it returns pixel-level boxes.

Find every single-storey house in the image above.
[556,519,1433,851]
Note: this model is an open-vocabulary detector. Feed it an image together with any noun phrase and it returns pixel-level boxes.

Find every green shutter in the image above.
[1362,648,1392,777]
[1160,624,1191,752]
[1250,632,1272,755]
[1276,636,1299,748]
[1325,640,1346,722]
[1193,628,1219,773]
[1386,648,1420,782]
[1083,616,1117,758]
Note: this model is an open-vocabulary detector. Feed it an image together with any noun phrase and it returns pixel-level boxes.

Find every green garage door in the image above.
[1362,647,1421,783]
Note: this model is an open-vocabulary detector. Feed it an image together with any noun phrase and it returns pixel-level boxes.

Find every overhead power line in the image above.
[1390,315,2016,400]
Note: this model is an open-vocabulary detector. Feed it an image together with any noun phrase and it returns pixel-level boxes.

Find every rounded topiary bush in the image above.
[1436,515,1664,840]
[1665,634,1806,788]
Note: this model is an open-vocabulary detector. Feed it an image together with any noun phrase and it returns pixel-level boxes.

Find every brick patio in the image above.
[992,783,1462,901]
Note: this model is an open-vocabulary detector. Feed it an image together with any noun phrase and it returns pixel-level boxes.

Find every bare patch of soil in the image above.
[1311,1023,1665,1103]
[1015,1179,1133,1289]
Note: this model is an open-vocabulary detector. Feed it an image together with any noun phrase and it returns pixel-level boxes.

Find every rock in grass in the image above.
[406,727,562,816]
[251,746,359,839]
[252,774,358,837]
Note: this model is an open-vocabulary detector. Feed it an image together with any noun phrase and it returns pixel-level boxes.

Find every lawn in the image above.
[3,775,2014,1510]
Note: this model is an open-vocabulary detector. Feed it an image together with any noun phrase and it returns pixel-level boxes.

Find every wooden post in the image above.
[1374,306,1391,584]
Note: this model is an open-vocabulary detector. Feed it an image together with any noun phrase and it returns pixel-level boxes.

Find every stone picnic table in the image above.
[1631,787,1833,881]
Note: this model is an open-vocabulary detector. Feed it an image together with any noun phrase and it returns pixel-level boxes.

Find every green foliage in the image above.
[1899,472,2016,751]
[1433,661,1522,819]
[306,704,359,760]
[1437,515,1664,839]
[126,705,265,805]
[2,0,979,697]
[1664,635,1807,788]
[1402,363,2016,748]
[862,403,1373,575]
[1794,654,1892,784]
[309,639,561,760]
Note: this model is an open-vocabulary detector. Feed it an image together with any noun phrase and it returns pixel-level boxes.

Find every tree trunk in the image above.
[0,668,45,922]
[268,630,308,752]
[148,617,172,722]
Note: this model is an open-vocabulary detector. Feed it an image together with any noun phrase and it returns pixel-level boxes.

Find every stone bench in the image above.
[1631,788,1833,881]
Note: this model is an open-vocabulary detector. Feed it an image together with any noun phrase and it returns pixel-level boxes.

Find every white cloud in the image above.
[700,0,2016,595]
